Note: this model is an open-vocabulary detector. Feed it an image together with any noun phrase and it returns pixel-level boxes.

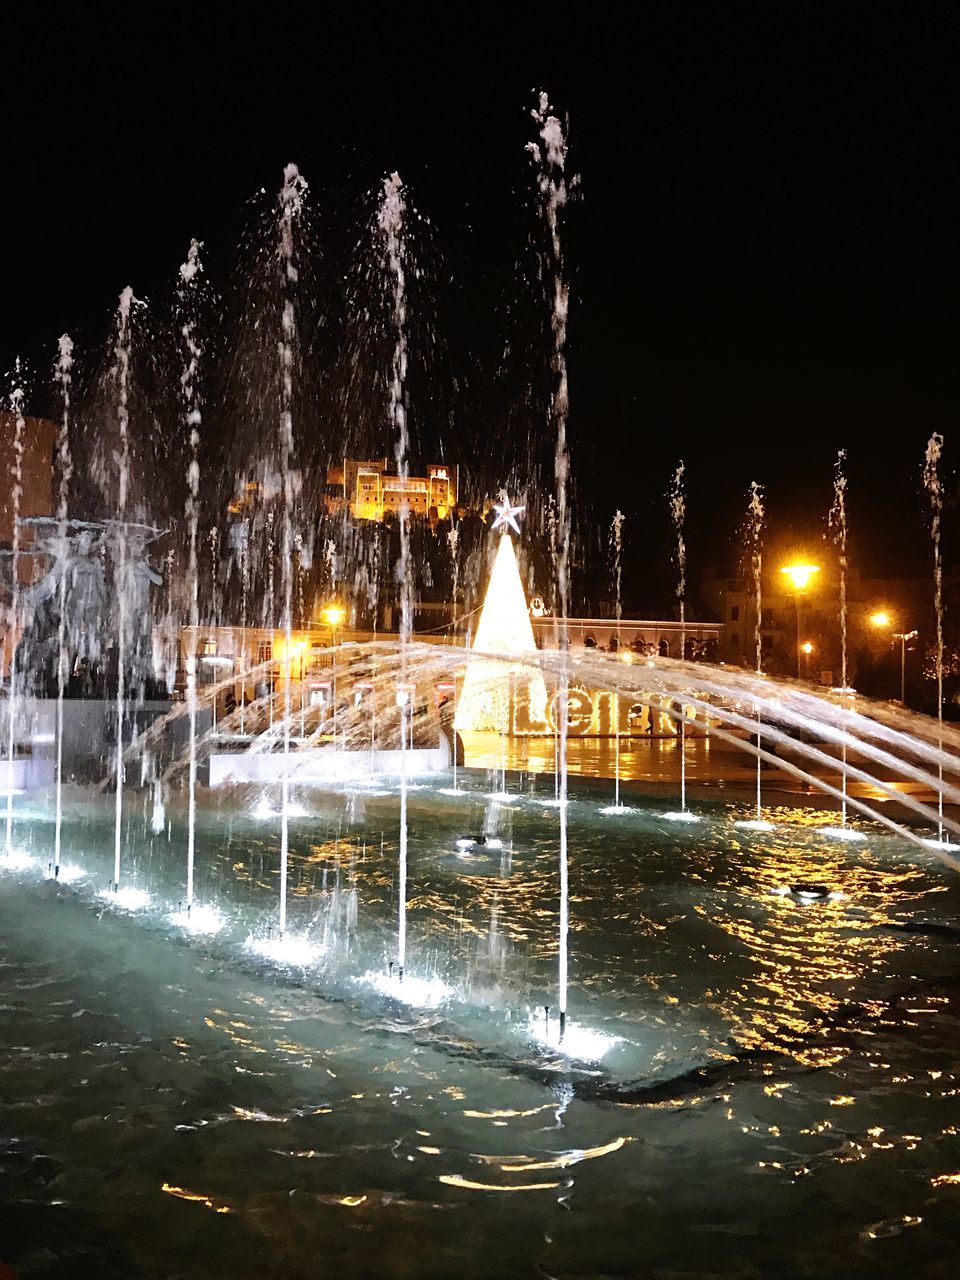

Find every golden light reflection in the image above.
[161,1183,232,1214]
[438,1174,561,1192]
[463,1104,556,1120]
[699,838,932,1066]
[499,1135,626,1172]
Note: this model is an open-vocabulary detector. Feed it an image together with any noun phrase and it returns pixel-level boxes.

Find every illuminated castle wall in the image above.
[330,458,458,521]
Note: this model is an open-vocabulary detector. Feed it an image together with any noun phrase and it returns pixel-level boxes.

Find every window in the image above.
[202,637,217,656]
[730,605,740,622]
[257,641,273,664]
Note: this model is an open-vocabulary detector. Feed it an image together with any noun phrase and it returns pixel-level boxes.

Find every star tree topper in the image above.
[492,496,525,534]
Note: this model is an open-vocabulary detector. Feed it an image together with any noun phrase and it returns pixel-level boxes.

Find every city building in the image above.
[327,457,458,522]
[1,412,56,678]
[531,615,721,659]
[701,562,939,686]
[0,411,57,563]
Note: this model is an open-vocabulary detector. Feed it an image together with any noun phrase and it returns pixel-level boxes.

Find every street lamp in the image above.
[321,603,346,747]
[892,629,918,705]
[869,610,915,704]
[800,640,814,678]
[321,603,346,629]
[780,562,820,678]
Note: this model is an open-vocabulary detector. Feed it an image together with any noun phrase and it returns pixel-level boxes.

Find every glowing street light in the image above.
[892,628,918,705]
[780,563,820,592]
[780,562,820,678]
[866,608,915,703]
[320,602,346,748]
[800,639,814,677]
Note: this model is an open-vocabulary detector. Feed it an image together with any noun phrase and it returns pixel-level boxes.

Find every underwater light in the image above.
[0,849,37,873]
[791,884,830,901]
[817,825,866,843]
[245,932,322,966]
[527,1011,623,1062]
[250,797,311,821]
[169,903,226,935]
[455,835,503,852]
[773,884,844,903]
[360,969,453,1008]
[52,863,86,884]
[99,885,151,911]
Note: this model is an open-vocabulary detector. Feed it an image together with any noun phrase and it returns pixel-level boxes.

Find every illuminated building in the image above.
[331,458,458,522]
[0,411,57,569]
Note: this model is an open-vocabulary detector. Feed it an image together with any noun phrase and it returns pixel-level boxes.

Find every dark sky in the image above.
[3,1,958,608]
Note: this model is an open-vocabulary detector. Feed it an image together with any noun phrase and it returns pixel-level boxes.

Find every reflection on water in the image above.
[2,776,960,1277]
[462,731,953,812]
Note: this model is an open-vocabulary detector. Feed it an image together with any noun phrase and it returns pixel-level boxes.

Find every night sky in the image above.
[3,2,958,610]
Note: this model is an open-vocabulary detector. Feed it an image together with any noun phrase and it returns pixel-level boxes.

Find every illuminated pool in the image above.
[2,774,960,1277]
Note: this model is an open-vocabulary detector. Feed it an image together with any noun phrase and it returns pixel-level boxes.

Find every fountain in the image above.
[528,90,578,1046]
[3,363,26,867]
[109,288,134,898]
[179,238,204,924]
[663,462,699,824]
[818,450,865,843]
[2,92,960,1280]
[923,434,955,849]
[600,509,628,815]
[734,481,773,832]
[51,337,73,878]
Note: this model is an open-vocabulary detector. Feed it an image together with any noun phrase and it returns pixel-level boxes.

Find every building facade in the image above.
[701,565,937,686]
[531,615,721,659]
[327,458,458,522]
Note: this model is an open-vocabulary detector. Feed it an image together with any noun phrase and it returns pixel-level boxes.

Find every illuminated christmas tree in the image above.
[455,501,548,732]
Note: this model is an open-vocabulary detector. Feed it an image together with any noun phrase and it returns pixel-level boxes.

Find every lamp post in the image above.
[893,629,918,705]
[780,563,820,678]
[870,610,916,704]
[321,603,346,748]
[800,639,814,678]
